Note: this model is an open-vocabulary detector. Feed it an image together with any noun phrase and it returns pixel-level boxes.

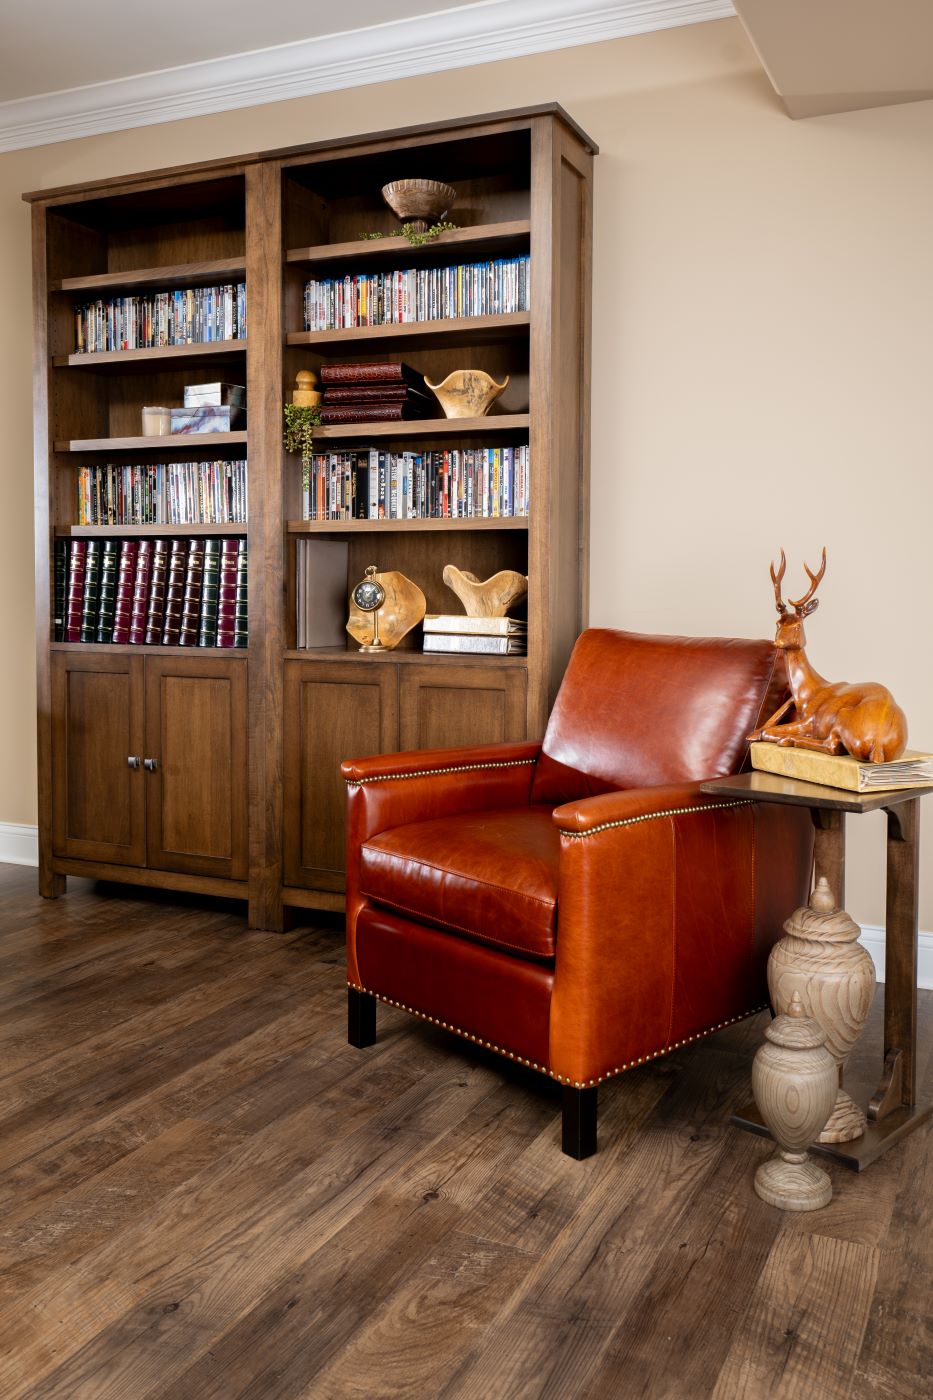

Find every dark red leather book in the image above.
[161,539,188,645]
[64,538,87,642]
[216,538,239,648]
[234,539,248,649]
[143,538,169,645]
[128,540,153,645]
[318,361,423,388]
[111,539,138,644]
[320,403,432,423]
[178,538,205,646]
[322,384,423,403]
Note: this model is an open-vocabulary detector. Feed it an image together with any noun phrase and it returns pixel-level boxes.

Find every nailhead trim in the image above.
[346,758,536,786]
[348,981,767,1089]
[561,798,754,840]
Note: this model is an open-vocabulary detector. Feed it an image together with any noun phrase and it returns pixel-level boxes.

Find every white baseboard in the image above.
[0,820,930,986]
[859,924,933,991]
[0,822,39,867]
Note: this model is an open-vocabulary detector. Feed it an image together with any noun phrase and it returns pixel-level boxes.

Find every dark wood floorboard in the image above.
[0,863,929,1399]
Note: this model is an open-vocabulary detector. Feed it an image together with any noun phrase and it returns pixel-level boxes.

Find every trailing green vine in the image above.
[283,403,322,471]
[360,221,459,248]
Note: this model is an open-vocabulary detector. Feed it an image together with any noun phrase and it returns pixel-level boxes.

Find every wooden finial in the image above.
[810,877,836,914]
[292,370,321,407]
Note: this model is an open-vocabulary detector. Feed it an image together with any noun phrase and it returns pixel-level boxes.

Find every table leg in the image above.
[868,800,920,1120]
[811,808,845,906]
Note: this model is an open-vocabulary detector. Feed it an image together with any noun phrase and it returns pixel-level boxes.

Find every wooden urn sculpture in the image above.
[747,549,908,762]
[752,992,837,1211]
[424,370,509,419]
[768,878,876,1143]
[442,565,527,618]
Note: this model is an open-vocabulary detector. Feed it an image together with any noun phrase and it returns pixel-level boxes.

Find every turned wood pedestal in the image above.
[701,772,933,1172]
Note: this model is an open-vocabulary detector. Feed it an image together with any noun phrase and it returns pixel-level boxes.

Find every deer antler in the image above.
[770,549,787,614]
[788,547,827,611]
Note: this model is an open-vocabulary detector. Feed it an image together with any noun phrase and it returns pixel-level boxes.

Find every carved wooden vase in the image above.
[752,991,837,1211]
[768,877,875,1144]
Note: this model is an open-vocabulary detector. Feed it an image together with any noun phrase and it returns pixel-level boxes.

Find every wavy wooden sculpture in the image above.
[442,565,528,618]
[747,549,908,763]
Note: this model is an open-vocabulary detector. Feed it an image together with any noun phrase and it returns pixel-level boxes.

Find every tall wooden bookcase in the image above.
[27,104,596,930]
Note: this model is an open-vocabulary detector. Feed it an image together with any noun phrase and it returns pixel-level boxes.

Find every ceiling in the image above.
[0,0,472,103]
[0,0,930,152]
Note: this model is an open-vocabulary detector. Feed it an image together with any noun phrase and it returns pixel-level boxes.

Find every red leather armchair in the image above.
[342,629,813,1157]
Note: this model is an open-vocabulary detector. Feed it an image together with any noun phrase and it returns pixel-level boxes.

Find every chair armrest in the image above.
[344,740,541,984]
[549,786,812,1086]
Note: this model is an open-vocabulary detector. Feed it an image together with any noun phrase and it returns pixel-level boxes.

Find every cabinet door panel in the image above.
[145,656,248,879]
[51,653,146,865]
[284,660,398,891]
[399,663,527,751]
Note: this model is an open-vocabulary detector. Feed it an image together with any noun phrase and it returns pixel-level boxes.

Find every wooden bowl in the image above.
[424,369,509,419]
[381,179,457,233]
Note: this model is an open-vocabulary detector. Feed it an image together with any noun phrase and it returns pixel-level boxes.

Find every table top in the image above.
[700,770,933,814]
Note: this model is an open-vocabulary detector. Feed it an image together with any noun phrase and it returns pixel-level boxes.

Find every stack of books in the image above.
[422,614,527,656]
[319,362,434,423]
[750,742,933,793]
[56,536,247,648]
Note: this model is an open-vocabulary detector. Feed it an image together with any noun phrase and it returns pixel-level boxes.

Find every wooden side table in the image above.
[701,770,932,1171]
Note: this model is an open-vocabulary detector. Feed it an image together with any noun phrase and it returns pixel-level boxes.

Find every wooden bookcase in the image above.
[26,105,596,929]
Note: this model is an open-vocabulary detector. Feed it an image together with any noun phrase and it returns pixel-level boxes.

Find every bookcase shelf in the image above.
[286,220,530,268]
[29,104,594,930]
[52,340,246,369]
[55,431,248,453]
[58,524,248,538]
[52,256,247,295]
[311,414,528,442]
[286,314,529,352]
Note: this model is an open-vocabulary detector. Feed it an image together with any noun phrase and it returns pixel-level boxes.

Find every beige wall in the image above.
[1,18,931,928]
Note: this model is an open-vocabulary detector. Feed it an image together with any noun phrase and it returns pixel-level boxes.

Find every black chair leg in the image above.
[348,987,377,1048]
[561,1085,598,1159]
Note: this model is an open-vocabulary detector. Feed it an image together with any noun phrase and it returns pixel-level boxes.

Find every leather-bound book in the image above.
[197,538,221,647]
[320,402,432,424]
[322,384,424,403]
[318,361,423,388]
[216,538,239,648]
[111,539,138,644]
[178,537,205,646]
[128,540,153,645]
[95,539,119,643]
[161,539,189,646]
[64,538,87,642]
[79,540,102,643]
[234,539,248,648]
[144,538,169,644]
[53,537,69,641]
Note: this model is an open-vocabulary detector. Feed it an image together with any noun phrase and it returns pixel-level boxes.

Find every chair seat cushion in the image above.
[360,806,559,961]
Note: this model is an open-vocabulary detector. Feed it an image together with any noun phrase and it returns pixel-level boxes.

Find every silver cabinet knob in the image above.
[143,758,158,772]
[127,756,141,769]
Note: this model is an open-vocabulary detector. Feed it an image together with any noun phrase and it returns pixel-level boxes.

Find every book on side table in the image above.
[750,741,933,793]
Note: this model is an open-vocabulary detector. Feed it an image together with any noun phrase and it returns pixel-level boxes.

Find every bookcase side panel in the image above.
[245,160,287,929]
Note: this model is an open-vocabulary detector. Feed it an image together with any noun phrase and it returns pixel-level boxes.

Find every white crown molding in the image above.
[0,0,735,154]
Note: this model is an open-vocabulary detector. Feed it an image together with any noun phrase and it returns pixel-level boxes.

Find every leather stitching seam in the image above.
[346,758,536,786]
[560,798,754,839]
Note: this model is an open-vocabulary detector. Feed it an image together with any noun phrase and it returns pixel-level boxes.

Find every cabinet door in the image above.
[144,656,248,880]
[51,652,146,865]
[399,662,528,751]
[284,660,398,892]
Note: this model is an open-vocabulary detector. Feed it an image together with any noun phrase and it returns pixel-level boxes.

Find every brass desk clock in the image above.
[351,565,386,652]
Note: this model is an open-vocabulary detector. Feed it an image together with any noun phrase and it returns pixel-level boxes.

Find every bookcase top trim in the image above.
[22,104,597,205]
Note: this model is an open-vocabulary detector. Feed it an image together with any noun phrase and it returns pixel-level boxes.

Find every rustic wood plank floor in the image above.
[0,863,930,1400]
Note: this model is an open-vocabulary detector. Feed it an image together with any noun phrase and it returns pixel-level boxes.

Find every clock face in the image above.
[353,578,385,612]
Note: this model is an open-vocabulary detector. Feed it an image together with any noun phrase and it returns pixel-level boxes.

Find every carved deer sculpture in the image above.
[747,549,908,763]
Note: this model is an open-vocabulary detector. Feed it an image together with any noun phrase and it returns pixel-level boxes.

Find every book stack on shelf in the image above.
[74,285,246,352]
[303,256,529,330]
[76,460,247,526]
[422,614,527,656]
[319,361,433,424]
[302,445,528,521]
[56,537,247,648]
[750,742,933,793]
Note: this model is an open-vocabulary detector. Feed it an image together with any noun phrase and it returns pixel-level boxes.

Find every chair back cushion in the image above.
[531,628,787,805]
